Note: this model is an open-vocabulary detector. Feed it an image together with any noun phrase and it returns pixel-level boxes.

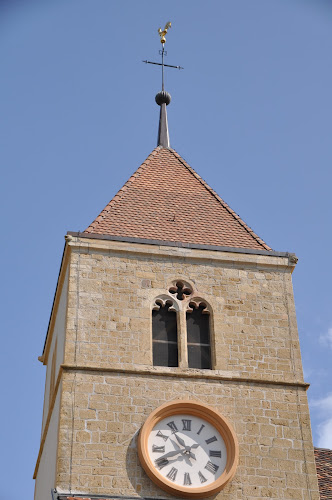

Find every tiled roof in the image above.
[84,147,271,251]
[315,447,332,499]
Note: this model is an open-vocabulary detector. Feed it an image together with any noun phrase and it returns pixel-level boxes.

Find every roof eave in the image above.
[68,231,297,260]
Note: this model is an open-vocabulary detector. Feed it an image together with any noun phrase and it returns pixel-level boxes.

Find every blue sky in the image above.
[1,1,332,498]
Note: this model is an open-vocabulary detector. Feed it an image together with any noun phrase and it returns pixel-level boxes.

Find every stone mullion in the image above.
[178,308,188,368]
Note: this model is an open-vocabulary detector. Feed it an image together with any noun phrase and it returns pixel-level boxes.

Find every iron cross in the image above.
[143,22,183,91]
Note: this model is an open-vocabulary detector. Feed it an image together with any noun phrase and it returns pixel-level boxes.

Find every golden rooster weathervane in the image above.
[142,22,183,148]
[158,22,171,45]
[142,21,183,91]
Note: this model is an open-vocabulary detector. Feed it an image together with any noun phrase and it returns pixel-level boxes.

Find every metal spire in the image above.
[143,22,183,148]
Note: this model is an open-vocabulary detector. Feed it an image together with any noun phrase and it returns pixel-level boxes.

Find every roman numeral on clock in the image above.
[167,421,178,433]
[156,430,168,441]
[183,472,192,485]
[197,424,205,435]
[198,471,207,483]
[204,461,219,474]
[155,457,169,469]
[182,419,191,431]
[152,445,165,453]
[205,435,217,444]
[166,467,178,482]
[209,450,222,458]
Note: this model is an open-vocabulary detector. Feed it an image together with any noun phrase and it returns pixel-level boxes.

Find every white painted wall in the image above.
[34,386,61,500]
[41,265,69,432]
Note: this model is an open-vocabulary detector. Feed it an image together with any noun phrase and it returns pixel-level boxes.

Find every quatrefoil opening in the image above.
[169,281,193,301]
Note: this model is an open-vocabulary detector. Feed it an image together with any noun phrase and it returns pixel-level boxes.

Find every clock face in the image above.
[138,400,239,498]
[147,413,227,488]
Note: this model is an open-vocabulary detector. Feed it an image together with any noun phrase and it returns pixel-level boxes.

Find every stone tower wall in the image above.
[35,236,320,499]
[57,371,318,499]
[64,238,304,383]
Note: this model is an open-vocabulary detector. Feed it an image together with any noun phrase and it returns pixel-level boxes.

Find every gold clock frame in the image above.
[137,400,239,498]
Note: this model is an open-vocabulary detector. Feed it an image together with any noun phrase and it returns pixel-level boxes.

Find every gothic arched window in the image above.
[152,299,178,367]
[186,302,212,369]
[151,283,213,370]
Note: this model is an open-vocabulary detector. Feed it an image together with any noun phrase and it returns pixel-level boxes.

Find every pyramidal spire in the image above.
[143,22,183,149]
[83,147,272,252]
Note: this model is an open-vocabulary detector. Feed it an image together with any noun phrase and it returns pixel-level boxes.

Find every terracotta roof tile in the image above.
[84,147,271,251]
[315,447,332,499]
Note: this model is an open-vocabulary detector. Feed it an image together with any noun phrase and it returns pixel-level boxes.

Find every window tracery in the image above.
[169,281,193,301]
[152,282,213,370]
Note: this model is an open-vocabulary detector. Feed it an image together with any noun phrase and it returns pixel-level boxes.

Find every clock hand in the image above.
[170,433,200,464]
[169,438,181,450]
[174,433,186,447]
[183,454,194,467]
[155,448,185,461]
[173,434,199,461]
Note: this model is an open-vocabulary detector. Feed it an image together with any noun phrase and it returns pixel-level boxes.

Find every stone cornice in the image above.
[66,233,297,271]
[61,363,309,389]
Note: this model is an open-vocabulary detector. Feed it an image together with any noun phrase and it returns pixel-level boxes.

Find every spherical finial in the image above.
[155,91,171,106]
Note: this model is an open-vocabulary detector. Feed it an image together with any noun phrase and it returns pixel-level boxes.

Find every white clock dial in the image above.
[147,414,227,488]
[138,401,239,498]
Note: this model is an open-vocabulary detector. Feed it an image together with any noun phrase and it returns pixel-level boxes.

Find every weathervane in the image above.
[143,21,183,91]
[158,21,172,44]
[142,22,183,149]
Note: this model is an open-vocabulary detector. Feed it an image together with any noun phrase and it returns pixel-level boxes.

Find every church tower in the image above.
[34,25,320,500]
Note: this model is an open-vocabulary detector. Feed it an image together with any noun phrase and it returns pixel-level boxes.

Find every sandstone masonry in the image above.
[34,235,320,500]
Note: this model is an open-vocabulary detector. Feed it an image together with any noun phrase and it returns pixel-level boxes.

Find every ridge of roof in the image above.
[84,146,271,252]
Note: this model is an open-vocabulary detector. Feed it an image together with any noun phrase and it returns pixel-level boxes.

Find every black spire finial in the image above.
[143,22,183,149]
[155,89,171,148]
